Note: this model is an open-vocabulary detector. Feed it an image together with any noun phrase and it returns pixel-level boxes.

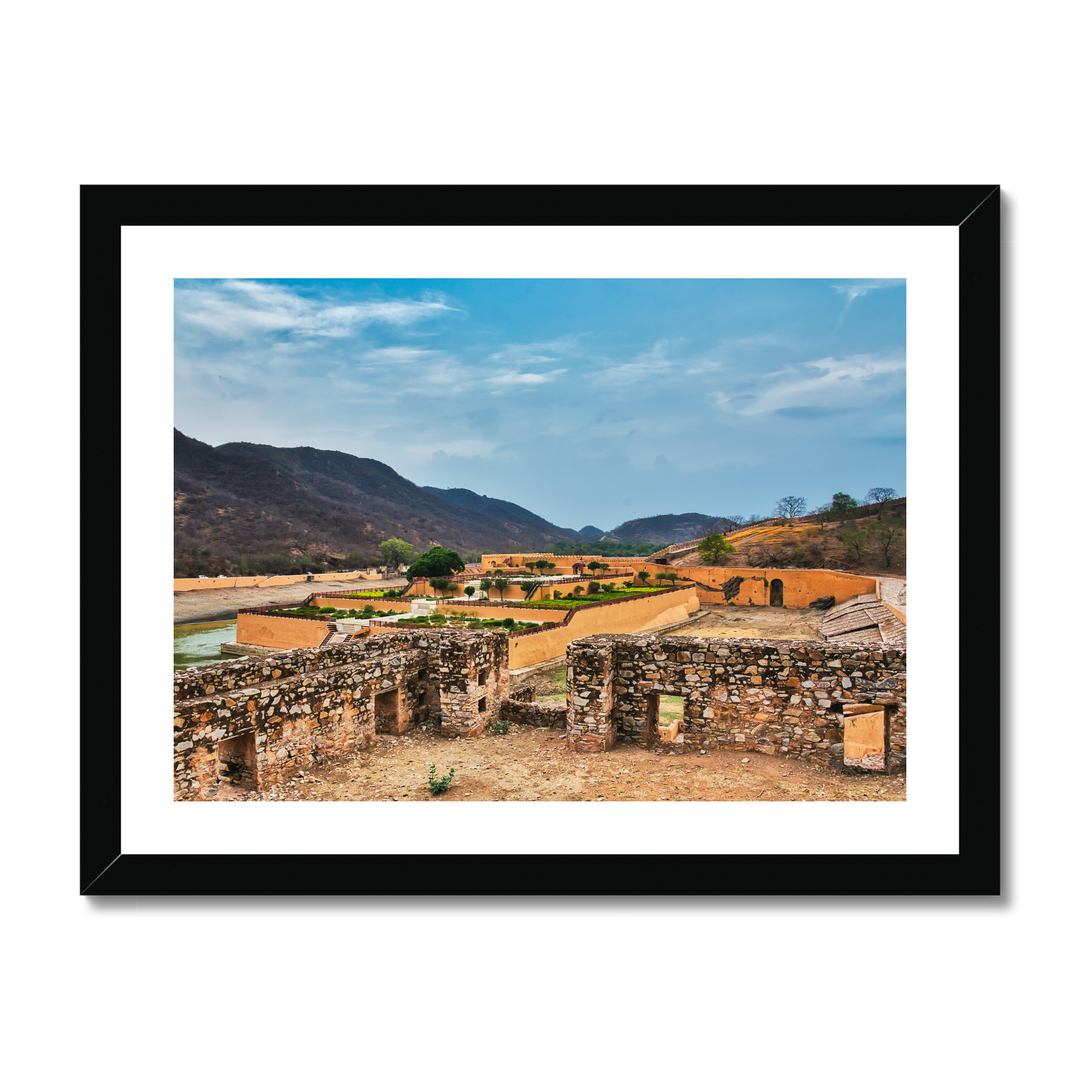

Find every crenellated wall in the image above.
[565,634,905,764]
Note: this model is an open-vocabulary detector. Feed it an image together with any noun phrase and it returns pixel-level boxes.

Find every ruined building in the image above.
[174,624,905,800]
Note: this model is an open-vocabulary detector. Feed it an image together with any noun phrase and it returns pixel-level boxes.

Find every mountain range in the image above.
[173,430,724,574]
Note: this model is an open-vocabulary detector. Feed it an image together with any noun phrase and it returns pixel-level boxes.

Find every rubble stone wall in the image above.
[566,634,905,761]
[174,629,509,800]
[500,699,568,729]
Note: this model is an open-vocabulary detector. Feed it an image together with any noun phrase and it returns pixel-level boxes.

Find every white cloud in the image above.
[175,281,456,341]
[486,368,568,389]
[724,352,905,416]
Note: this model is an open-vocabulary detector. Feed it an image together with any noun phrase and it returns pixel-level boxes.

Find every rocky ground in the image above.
[228,722,904,802]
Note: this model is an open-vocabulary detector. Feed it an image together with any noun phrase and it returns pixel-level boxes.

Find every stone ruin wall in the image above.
[174,625,906,800]
[174,629,509,801]
[565,634,905,763]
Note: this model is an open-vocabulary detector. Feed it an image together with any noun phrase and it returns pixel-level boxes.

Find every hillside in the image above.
[669,501,907,576]
[422,487,580,543]
[174,430,581,576]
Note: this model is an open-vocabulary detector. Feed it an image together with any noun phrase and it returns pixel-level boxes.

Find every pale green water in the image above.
[174,620,237,670]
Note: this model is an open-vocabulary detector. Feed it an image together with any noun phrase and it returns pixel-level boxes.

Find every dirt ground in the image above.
[173,577,408,625]
[231,722,904,802]
[667,604,826,640]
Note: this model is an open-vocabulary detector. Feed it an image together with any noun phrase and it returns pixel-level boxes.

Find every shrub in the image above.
[586,581,600,595]
[502,617,516,629]
[428,764,455,795]
[487,712,510,736]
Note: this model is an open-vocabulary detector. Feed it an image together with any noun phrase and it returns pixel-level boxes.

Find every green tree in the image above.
[463,585,475,599]
[587,560,602,576]
[637,570,651,586]
[406,546,465,581]
[379,538,414,567]
[492,577,510,601]
[479,578,493,597]
[697,533,737,563]
[429,577,451,596]
[830,492,859,524]
[839,527,867,560]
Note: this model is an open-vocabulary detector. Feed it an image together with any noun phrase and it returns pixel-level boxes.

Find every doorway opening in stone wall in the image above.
[770,578,784,607]
[217,729,258,795]
[374,688,401,734]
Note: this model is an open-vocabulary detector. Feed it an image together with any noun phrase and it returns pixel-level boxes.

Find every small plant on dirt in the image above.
[428,764,455,795]
[487,712,510,736]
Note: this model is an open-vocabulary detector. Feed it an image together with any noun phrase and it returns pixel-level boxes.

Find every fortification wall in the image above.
[565,634,905,761]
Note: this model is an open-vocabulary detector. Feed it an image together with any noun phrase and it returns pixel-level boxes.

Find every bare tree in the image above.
[865,487,898,519]
[775,495,807,524]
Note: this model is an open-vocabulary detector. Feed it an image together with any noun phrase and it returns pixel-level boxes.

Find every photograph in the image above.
[172,276,909,807]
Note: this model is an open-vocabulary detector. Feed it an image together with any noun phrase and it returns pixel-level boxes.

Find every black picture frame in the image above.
[93,184,1000,896]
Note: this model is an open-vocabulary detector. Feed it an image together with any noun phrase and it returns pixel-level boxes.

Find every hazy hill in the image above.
[608,512,728,544]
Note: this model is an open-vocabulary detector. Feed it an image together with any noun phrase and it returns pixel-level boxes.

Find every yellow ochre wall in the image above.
[507,587,699,669]
[235,612,331,651]
[474,558,878,608]
[236,588,698,669]
[675,566,878,607]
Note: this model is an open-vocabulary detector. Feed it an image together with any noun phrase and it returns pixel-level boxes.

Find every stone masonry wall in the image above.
[566,634,905,762]
[174,629,509,800]
[500,699,568,729]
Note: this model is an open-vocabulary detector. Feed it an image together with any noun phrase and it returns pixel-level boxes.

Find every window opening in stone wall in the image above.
[657,694,684,742]
[770,578,784,607]
[374,688,400,733]
[217,730,258,793]
[478,668,487,686]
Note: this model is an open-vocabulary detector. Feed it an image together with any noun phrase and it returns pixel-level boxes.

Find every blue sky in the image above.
[174,278,905,531]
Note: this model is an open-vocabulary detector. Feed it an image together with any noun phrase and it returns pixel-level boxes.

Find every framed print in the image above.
[94,184,999,895]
